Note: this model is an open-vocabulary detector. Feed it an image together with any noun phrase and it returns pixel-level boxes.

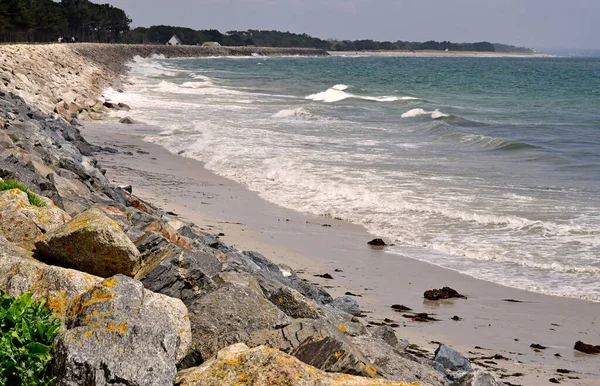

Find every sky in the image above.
[105,0,599,50]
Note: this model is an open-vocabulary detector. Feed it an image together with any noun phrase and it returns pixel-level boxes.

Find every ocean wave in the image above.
[401,108,449,119]
[306,84,417,103]
[272,107,313,119]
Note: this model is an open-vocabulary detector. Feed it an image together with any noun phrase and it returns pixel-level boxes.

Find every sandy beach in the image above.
[84,120,600,386]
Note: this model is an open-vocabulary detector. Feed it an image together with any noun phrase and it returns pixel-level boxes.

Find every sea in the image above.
[104,54,600,302]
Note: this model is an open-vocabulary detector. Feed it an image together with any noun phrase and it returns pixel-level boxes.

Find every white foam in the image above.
[272,107,313,119]
[332,84,350,91]
[402,108,448,119]
[306,85,415,103]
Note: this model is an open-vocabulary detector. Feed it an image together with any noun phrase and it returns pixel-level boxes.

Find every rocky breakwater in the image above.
[0,43,328,122]
[0,58,503,385]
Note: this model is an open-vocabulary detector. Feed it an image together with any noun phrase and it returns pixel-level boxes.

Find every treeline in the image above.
[0,0,131,43]
[123,27,533,53]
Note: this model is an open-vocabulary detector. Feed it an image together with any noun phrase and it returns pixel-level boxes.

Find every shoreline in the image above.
[84,120,600,385]
[2,42,598,385]
[327,50,551,58]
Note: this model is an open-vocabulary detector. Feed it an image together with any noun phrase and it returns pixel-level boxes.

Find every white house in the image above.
[167,35,182,46]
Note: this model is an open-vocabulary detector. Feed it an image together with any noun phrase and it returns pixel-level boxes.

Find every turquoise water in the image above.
[106,55,600,300]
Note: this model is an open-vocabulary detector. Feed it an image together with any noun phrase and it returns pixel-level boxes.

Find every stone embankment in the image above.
[0,44,503,385]
[0,43,327,120]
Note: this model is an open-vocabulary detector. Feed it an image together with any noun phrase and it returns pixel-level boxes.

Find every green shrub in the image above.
[0,179,46,207]
[0,292,61,386]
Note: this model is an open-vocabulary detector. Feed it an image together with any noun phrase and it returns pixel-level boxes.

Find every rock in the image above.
[119,184,132,193]
[267,285,320,319]
[314,273,334,279]
[434,344,471,371]
[177,344,421,386]
[574,340,600,354]
[119,116,137,124]
[293,335,378,378]
[48,172,92,215]
[367,238,386,246]
[391,304,412,311]
[0,234,101,323]
[0,188,71,249]
[35,207,142,277]
[350,335,445,385]
[52,275,191,385]
[135,232,219,304]
[331,295,361,316]
[183,282,291,366]
[530,343,546,350]
[424,287,466,301]
[450,369,504,386]
[371,325,399,348]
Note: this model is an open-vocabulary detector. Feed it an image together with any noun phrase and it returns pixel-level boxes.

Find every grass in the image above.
[0,291,61,386]
[0,179,46,207]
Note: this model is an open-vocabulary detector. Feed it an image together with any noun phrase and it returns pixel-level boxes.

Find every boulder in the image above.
[350,335,445,385]
[0,234,101,322]
[293,335,378,378]
[119,117,137,124]
[434,344,471,371]
[35,207,142,278]
[574,340,600,354]
[177,343,426,386]
[48,173,92,215]
[135,232,219,304]
[331,295,361,316]
[267,285,320,319]
[52,275,191,386]
[450,369,504,386]
[424,287,466,301]
[0,188,71,249]
[183,282,291,365]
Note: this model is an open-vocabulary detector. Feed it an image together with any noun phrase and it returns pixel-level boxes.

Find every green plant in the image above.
[0,179,46,207]
[0,292,61,386]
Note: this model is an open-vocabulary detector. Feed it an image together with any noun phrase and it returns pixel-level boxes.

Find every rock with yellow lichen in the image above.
[0,188,71,250]
[52,274,191,386]
[35,207,141,277]
[176,343,429,386]
[266,285,321,319]
[181,281,291,367]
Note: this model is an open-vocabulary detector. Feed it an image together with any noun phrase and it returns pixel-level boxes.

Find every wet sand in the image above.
[84,120,600,386]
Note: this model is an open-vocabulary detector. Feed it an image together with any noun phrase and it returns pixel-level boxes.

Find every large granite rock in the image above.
[434,344,471,371]
[331,295,361,316]
[350,335,446,385]
[52,275,191,386]
[450,369,504,386]
[177,343,426,386]
[135,232,220,304]
[35,207,141,277]
[267,285,320,319]
[0,188,71,249]
[293,335,378,378]
[183,282,291,366]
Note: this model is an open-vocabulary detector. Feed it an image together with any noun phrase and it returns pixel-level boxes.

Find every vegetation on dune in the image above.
[0,0,131,43]
[0,0,532,53]
[123,26,533,53]
[0,179,47,207]
[0,292,61,386]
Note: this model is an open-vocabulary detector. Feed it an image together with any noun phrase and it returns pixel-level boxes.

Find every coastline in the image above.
[1,42,597,385]
[327,50,551,58]
[84,121,600,385]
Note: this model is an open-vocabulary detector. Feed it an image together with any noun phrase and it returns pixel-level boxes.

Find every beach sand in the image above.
[84,120,600,386]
